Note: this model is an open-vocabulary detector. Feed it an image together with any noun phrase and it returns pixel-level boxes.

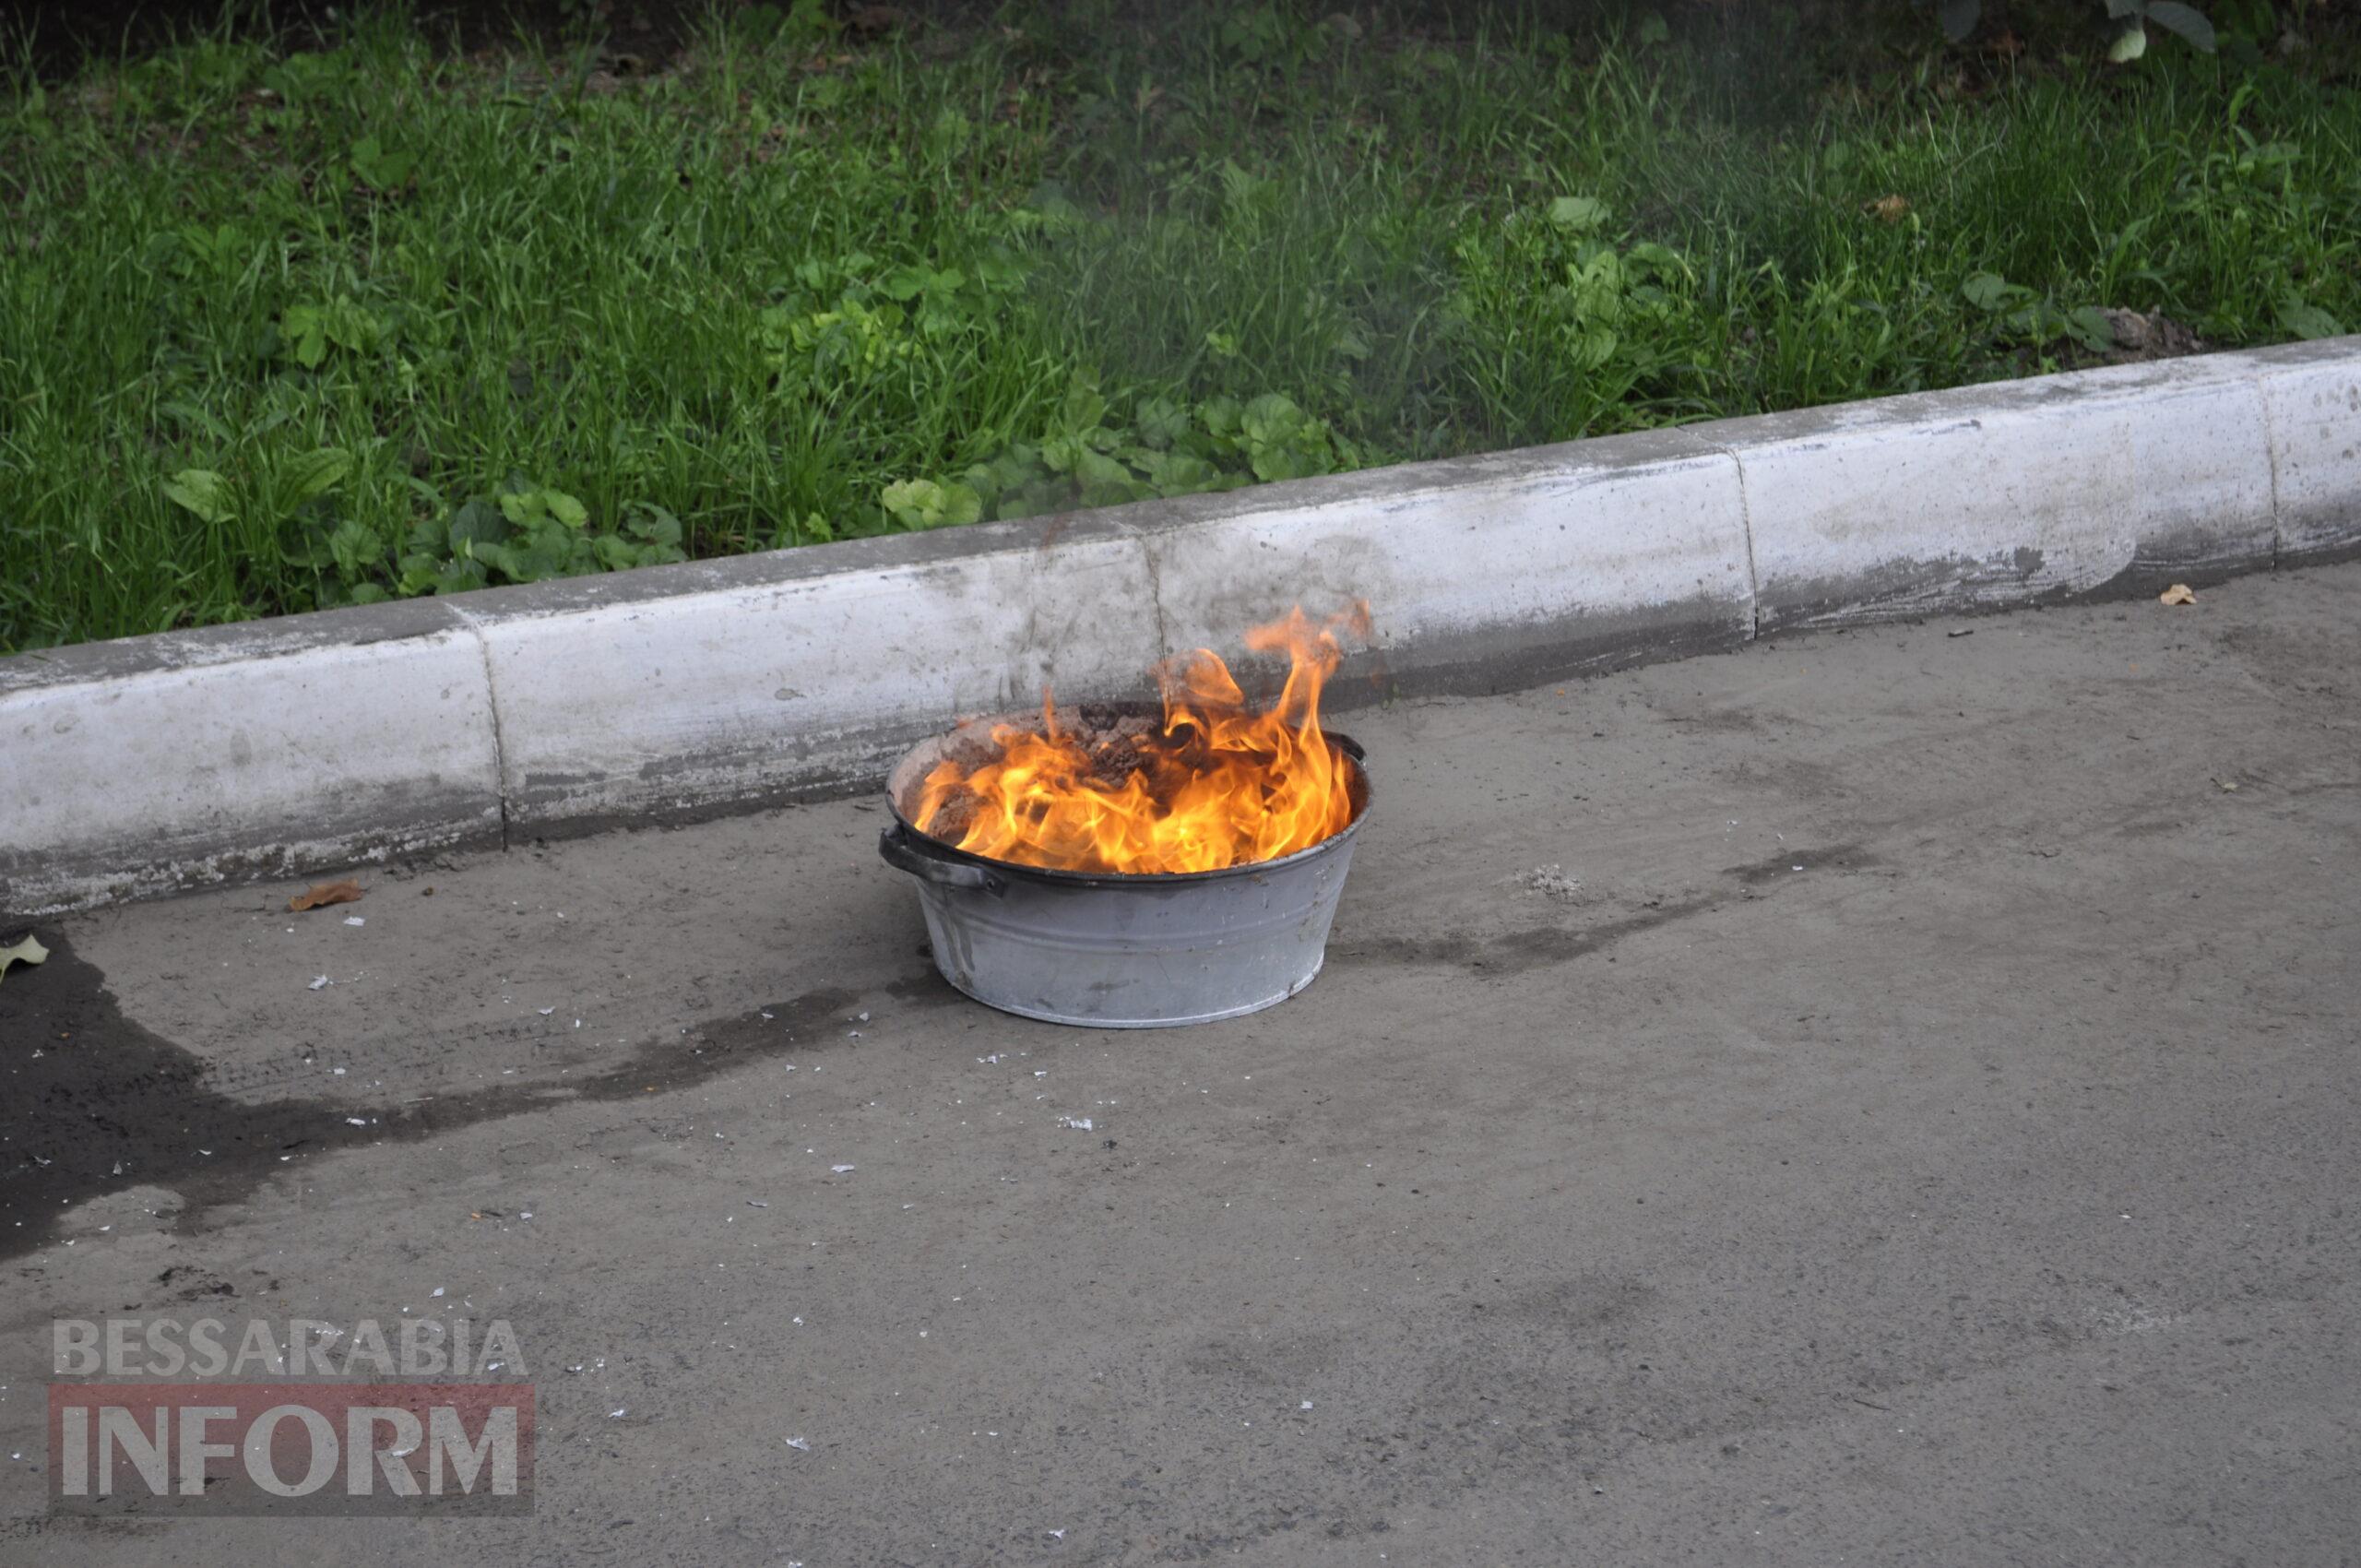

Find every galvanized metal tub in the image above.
[876,716,1369,1028]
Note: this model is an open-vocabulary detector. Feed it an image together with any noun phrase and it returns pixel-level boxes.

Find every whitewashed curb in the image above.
[464,509,1166,831]
[1715,350,2283,633]
[1141,426,1751,695]
[0,603,503,913]
[4,339,2355,915]
[2256,342,2361,564]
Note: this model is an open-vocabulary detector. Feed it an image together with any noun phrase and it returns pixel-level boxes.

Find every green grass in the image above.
[3,2,2357,653]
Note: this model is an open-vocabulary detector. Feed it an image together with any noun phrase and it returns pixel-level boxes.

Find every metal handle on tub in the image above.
[878,825,1006,895]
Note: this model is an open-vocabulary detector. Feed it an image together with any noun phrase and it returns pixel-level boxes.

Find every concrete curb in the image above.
[6,339,2356,916]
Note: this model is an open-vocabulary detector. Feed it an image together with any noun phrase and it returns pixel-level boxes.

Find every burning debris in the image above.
[911,604,1370,875]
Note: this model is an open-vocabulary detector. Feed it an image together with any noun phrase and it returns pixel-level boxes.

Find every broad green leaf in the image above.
[433,560,487,596]
[627,505,684,549]
[2280,300,2344,340]
[2003,300,2069,339]
[881,478,981,529]
[1072,446,1133,491]
[1148,452,1222,495]
[936,482,982,528]
[327,517,381,576]
[1961,271,2027,312]
[504,523,584,580]
[157,400,231,442]
[1626,241,1685,275]
[322,300,386,352]
[2143,2,2215,50]
[352,136,416,191]
[1057,381,1107,434]
[282,304,326,368]
[1938,0,1982,42]
[1240,392,1306,448]
[1251,445,1325,482]
[544,490,588,529]
[163,469,233,524]
[279,525,337,571]
[282,447,353,504]
[471,540,526,579]
[447,499,505,549]
[2108,21,2149,62]
[2066,306,2118,352]
[1547,196,1610,231]
[1136,397,1189,450]
[1574,325,1620,368]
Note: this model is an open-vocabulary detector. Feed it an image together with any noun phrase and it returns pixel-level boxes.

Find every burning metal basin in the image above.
[877,714,1370,1028]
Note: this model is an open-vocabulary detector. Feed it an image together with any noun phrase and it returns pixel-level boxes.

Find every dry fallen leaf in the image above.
[290,878,365,912]
[1864,194,1910,223]
[0,933,49,987]
[2159,584,2197,606]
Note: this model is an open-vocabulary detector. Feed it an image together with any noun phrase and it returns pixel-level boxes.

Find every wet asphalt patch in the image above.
[0,932,913,1262]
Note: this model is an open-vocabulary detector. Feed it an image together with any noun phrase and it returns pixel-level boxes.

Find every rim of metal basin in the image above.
[884,707,1370,889]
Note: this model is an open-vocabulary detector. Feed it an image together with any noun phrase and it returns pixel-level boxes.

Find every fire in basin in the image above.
[877,605,1373,1028]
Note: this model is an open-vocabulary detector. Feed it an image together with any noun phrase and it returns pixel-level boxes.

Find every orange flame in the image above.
[912,604,1370,875]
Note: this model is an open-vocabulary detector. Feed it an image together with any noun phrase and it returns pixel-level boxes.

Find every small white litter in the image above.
[308,976,332,991]
[785,1436,811,1452]
[830,1164,856,1174]
[344,916,365,927]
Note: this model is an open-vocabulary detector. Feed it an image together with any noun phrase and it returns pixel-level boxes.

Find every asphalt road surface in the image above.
[5,564,2356,1565]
